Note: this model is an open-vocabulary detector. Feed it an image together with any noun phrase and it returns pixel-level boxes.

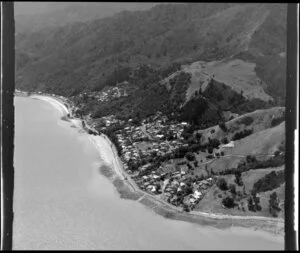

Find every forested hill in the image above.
[14,2,159,34]
[16,3,286,102]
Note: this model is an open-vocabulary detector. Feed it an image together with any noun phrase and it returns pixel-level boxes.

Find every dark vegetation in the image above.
[203,79,273,115]
[16,4,286,110]
[269,192,281,217]
[216,177,228,191]
[271,111,285,127]
[218,151,285,176]
[231,128,253,141]
[252,170,285,193]
[222,196,235,208]
[236,116,254,126]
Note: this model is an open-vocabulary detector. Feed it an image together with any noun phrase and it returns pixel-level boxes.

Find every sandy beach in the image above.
[29,94,284,240]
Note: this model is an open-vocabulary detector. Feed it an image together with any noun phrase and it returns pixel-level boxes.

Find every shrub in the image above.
[271,112,285,127]
[216,177,228,191]
[253,170,285,193]
[208,138,220,149]
[221,137,229,144]
[229,184,237,195]
[234,171,244,186]
[207,147,213,154]
[222,196,235,208]
[219,121,227,132]
[247,197,256,212]
[237,116,254,126]
[206,154,214,159]
[185,152,196,161]
[269,192,281,217]
[232,128,253,141]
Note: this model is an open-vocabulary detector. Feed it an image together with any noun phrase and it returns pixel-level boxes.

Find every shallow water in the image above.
[13,97,284,250]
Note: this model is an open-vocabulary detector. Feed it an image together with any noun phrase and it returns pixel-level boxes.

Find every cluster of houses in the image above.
[91,86,128,102]
[141,112,188,141]
[134,171,166,194]
[113,112,191,165]
[182,178,214,209]
[163,173,214,209]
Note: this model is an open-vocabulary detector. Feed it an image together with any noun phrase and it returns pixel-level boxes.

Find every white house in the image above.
[221,141,235,148]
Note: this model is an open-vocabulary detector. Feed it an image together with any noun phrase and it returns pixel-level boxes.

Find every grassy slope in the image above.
[198,107,285,144]
[196,121,285,175]
[195,166,284,217]
[183,59,273,102]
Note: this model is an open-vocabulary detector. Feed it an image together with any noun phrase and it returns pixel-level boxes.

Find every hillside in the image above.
[197,106,285,144]
[16,3,286,105]
[203,121,285,174]
[15,2,159,34]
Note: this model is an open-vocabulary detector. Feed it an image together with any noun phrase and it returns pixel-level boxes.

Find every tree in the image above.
[219,121,227,132]
[221,137,228,144]
[222,196,235,208]
[235,171,244,186]
[183,203,190,212]
[185,152,195,161]
[207,147,213,154]
[242,185,247,196]
[195,132,202,141]
[216,177,228,191]
[269,192,281,217]
[247,197,256,212]
[229,184,237,195]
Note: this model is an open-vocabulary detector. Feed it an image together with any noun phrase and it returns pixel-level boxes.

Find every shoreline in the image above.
[25,93,284,239]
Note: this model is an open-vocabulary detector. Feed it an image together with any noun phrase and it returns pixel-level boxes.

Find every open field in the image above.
[194,166,284,218]
[198,106,285,144]
[182,59,273,102]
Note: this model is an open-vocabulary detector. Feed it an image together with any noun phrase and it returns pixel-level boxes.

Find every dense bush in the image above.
[252,170,285,193]
[207,138,220,149]
[216,177,228,191]
[271,112,285,127]
[229,184,237,195]
[234,171,244,186]
[237,116,254,126]
[222,196,235,208]
[269,192,281,217]
[221,137,228,144]
[219,121,227,132]
[232,128,253,141]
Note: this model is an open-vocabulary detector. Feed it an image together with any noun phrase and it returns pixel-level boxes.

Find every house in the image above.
[221,141,235,148]
[193,190,202,199]
[156,134,165,139]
